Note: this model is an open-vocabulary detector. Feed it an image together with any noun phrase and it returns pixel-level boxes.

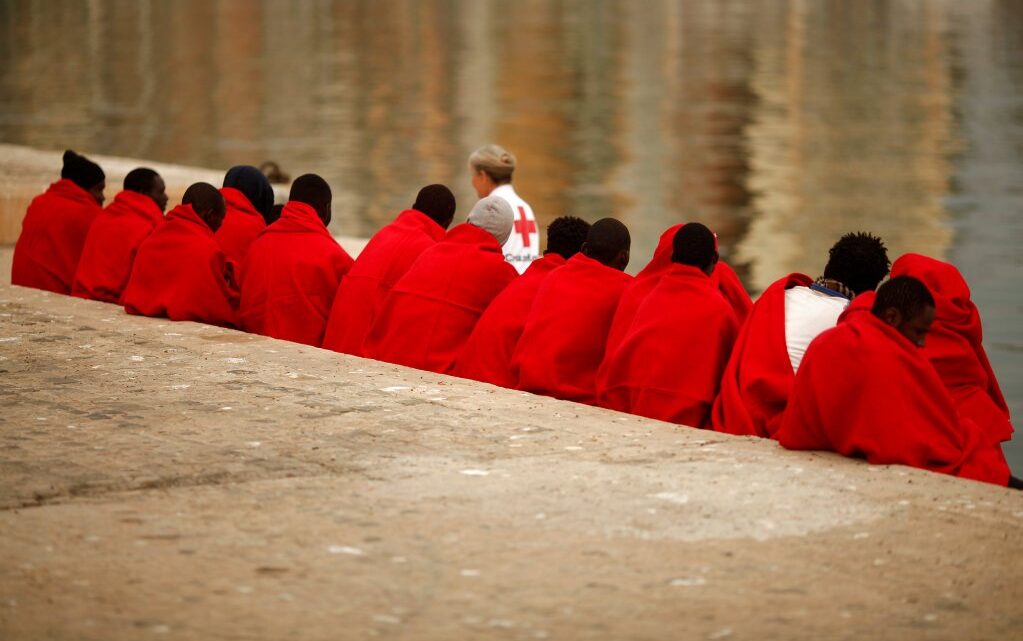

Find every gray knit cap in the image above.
[467,195,514,246]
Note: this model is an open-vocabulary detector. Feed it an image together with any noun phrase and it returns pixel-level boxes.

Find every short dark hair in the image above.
[583,218,630,265]
[412,184,456,228]
[871,275,935,321]
[823,232,890,294]
[182,182,226,230]
[545,216,590,259]
[123,167,160,194]
[671,223,717,269]
[289,174,332,224]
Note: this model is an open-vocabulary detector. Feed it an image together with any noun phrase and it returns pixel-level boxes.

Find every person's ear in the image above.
[882,307,902,328]
[705,252,719,276]
[615,249,630,272]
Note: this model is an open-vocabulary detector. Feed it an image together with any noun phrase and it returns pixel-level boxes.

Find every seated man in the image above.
[712,232,890,438]
[454,216,591,387]
[123,183,238,328]
[511,218,632,404]
[321,184,456,355]
[72,168,168,303]
[238,174,354,346]
[597,223,739,427]
[776,276,1010,487]
[216,165,274,264]
[363,195,517,373]
[891,253,1014,449]
[12,150,106,294]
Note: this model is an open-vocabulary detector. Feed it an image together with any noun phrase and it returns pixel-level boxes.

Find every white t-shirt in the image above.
[491,184,539,274]
[784,285,849,373]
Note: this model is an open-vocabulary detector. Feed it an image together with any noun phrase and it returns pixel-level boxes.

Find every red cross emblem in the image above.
[515,206,537,247]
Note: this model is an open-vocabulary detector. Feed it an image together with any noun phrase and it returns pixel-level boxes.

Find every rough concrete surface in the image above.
[1,258,1022,640]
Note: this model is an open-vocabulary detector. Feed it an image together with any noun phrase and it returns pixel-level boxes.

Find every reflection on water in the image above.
[1,0,1020,470]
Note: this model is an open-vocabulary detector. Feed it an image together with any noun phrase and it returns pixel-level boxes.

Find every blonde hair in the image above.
[468,144,516,184]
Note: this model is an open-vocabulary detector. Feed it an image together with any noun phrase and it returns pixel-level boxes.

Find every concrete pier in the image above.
[1,257,1021,640]
[1,147,1021,639]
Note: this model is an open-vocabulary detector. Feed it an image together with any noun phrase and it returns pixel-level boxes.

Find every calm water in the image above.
[2,0,1021,471]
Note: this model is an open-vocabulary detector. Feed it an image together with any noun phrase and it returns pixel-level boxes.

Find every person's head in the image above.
[61,149,106,205]
[468,144,516,198]
[412,184,456,229]
[467,195,514,246]
[671,222,718,275]
[582,218,631,271]
[289,173,332,226]
[871,275,936,347]
[223,165,274,223]
[823,232,890,295]
[123,167,168,212]
[182,182,227,233]
[544,216,590,260]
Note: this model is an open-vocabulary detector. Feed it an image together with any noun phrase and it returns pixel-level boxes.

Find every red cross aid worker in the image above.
[469,144,538,274]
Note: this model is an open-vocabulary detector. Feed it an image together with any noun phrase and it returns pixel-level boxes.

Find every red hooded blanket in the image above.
[775,308,1010,486]
[512,253,632,404]
[710,273,813,438]
[597,264,739,427]
[453,252,566,387]
[321,209,446,354]
[363,223,517,373]
[123,204,239,328]
[12,179,103,294]
[71,190,164,303]
[215,187,266,265]
[238,202,354,346]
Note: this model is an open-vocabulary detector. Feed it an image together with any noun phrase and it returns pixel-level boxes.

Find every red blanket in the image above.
[12,179,103,294]
[512,253,632,404]
[238,202,354,346]
[890,254,1012,444]
[71,190,164,303]
[775,308,1010,486]
[321,210,445,354]
[454,253,566,387]
[215,187,266,265]
[123,204,239,328]
[711,273,813,437]
[597,264,739,427]
[363,223,518,373]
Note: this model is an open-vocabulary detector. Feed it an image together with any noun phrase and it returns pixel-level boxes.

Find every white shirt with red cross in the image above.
[492,183,539,274]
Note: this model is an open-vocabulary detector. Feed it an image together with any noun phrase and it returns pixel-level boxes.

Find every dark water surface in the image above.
[2,0,1020,472]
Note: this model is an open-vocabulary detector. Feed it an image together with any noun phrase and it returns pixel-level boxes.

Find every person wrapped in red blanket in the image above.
[890,253,1013,450]
[712,232,890,438]
[238,174,354,346]
[775,276,1012,487]
[216,165,274,265]
[12,150,106,294]
[72,168,168,303]
[363,195,517,374]
[454,216,591,387]
[511,218,633,404]
[321,184,456,355]
[597,223,739,427]
[123,183,239,328]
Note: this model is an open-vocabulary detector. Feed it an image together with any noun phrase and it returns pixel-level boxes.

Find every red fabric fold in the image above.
[453,252,566,387]
[891,253,1012,444]
[321,210,446,354]
[123,204,239,328]
[71,190,164,303]
[775,308,1010,486]
[512,253,633,404]
[363,223,518,373]
[215,187,267,265]
[710,273,813,437]
[597,264,739,427]
[12,179,103,294]
[238,202,354,346]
